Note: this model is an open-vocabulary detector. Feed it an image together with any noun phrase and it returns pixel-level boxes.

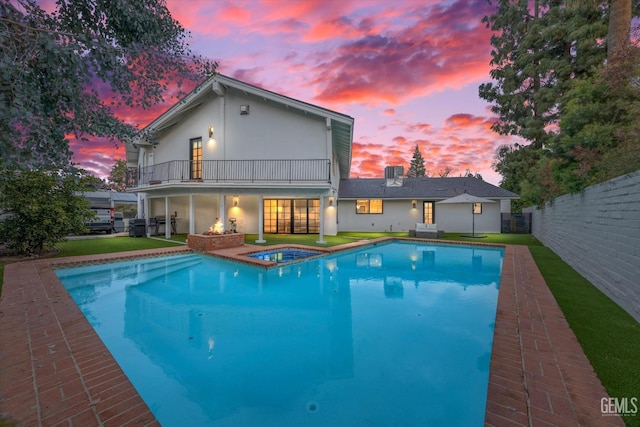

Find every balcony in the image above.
[126,159,331,189]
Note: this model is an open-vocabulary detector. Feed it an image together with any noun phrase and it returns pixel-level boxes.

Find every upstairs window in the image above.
[356,199,383,214]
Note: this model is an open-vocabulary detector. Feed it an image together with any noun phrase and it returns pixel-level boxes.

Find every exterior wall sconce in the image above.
[329,197,334,206]
[233,196,239,207]
[208,125,215,144]
[240,105,250,115]
[411,200,417,209]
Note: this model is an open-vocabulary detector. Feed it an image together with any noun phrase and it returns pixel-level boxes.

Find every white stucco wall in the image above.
[524,171,640,322]
[147,89,328,165]
[337,199,503,233]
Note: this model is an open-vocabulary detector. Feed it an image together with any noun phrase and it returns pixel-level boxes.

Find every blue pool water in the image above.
[56,241,503,426]
[247,248,323,263]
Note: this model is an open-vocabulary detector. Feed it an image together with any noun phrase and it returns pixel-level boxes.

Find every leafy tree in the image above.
[0,168,94,255]
[540,43,640,199]
[406,145,427,178]
[0,0,216,171]
[493,143,541,210]
[108,159,128,192]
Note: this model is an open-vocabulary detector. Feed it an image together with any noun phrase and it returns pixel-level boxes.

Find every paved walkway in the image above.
[0,242,625,426]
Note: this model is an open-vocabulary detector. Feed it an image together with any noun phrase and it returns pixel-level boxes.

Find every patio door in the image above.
[264,198,320,234]
[190,137,202,180]
[423,201,435,224]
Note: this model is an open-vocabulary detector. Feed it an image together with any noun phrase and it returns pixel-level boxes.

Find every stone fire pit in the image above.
[187,233,244,251]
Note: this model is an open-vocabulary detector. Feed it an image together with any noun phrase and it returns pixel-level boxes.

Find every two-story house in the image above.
[126,75,354,243]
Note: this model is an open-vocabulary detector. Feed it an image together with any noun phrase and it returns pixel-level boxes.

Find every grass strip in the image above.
[529,246,640,426]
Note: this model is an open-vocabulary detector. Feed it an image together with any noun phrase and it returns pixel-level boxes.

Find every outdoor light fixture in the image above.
[240,105,250,115]
[208,125,215,143]
[329,197,334,206]
[412,200,417,209]
[233,196,239,207]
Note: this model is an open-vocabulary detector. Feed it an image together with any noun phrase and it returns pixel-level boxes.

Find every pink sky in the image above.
[72,0,522,185]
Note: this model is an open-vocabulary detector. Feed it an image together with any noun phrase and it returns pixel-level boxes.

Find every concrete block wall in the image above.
[525,171,640,322]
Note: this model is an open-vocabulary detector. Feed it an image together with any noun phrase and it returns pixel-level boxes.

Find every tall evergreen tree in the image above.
[407,145,427,178]
[480,0,607,150]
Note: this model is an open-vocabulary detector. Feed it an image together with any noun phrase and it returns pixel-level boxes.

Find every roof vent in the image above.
[385,166,404,187]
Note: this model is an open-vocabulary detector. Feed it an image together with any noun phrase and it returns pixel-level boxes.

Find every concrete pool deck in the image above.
[0,241,625,426]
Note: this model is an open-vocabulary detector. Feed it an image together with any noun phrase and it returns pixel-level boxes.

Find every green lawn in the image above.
[0,233,637,424]
[53,236,185,258]
[529,247,640,427]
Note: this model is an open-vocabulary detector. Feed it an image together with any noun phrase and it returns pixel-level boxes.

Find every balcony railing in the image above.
[126,159,331,188]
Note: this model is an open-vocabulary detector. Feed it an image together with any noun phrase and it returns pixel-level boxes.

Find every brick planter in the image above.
[187,233,244,251]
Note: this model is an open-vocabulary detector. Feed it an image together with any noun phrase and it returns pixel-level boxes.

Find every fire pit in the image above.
[187,233,244,251]
[188,219,244,251]
[203,218,225,235]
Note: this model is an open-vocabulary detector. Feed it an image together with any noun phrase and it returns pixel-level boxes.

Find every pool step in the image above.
[58,254,203,288]
[134,255,203,283]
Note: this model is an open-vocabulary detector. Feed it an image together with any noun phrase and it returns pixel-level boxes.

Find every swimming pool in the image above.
[247,248,324,263]
[56,241,503,426]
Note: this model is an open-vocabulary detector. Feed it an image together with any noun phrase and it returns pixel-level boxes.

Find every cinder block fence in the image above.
[524,171,640,322]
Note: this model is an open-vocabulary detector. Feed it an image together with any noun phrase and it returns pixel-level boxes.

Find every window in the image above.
[473,203,482,214]
[190,138,202,180]
[423,201,435,224]
[356,199,383,214]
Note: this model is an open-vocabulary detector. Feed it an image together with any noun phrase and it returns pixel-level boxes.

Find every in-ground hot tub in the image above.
[247,248,324,263]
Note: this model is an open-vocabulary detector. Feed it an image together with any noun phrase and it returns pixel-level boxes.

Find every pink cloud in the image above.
[309,0,495,106]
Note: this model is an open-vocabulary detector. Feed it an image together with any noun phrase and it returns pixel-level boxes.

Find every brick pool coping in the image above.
[0,241,625,426]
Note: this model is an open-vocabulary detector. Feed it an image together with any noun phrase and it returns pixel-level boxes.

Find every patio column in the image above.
[218,194,226,230]
[189,195,195,234]
[164,197,171,239]
[144,197,150,237]
[316,196,326,244]
[256,195,266,243]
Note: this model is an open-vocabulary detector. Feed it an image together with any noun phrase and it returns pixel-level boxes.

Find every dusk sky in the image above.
[71,0,523,185]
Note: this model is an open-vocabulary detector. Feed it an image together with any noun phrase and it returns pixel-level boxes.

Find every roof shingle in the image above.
[338,177,518,200]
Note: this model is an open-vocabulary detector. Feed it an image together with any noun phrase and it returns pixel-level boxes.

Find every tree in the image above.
[493,143,541,210]
[463,169,484,181]
[406,145,427,178]
[0,168,94,255]
[479,0,607,150]
[542,42,640,198]
[108,159,128,192]
[0,0,216,171]
[608,0,632,61]
[437,166,452,177]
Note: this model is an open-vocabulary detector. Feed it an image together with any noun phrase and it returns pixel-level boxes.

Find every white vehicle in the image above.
[85,207,114,234]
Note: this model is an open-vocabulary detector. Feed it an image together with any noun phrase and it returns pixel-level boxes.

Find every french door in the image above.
[264,199,320,234]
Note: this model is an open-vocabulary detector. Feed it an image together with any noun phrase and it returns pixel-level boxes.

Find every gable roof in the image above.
[128,74,354,177]
[338,177,519,200]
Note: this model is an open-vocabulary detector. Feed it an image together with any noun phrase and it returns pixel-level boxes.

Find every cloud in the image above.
[309,0,495,106]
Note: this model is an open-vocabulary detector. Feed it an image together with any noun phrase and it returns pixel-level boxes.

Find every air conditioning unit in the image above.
[385,166,404,187]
